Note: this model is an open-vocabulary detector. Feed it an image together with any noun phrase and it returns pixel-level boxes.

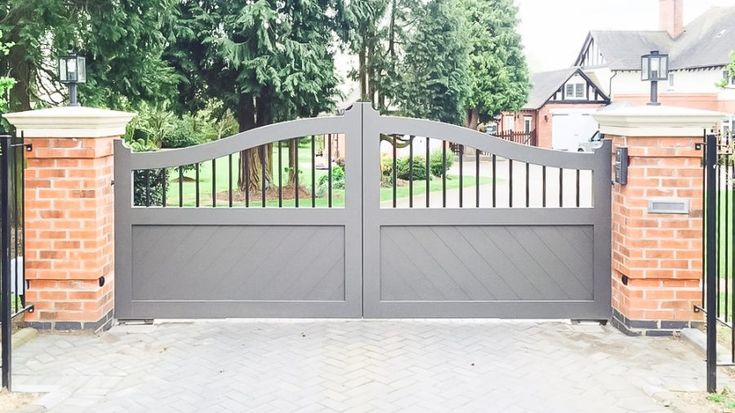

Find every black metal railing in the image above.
[132,133,594,210]
[380,135,589,209]
[1,131,32,390]
[701,130,735,393]
[133,134,341,209]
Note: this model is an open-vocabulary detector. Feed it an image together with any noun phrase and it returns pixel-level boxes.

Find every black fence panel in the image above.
[0,132,32,390]
[701,130,735,393]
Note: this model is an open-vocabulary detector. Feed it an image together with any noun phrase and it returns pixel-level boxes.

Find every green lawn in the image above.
[714,189,734,317]
[717,189,734,277]
[160,144,492,208]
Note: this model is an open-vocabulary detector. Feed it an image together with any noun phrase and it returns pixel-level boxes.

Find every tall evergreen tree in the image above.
[397,0,469,124]
[0,0,177,110]
[166,0,340,191]
[462,0,529,129]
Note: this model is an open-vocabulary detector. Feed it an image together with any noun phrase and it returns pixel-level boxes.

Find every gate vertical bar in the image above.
[1,134,11,389]
[706,132,717,393]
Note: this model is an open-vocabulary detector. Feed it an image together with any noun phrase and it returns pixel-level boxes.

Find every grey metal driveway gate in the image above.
[115,103,612,320]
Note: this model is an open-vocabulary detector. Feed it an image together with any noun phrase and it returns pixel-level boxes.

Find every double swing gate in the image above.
[115,103,611,320]
[0,131,32,389]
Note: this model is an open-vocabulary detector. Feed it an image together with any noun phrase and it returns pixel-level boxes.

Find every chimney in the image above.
[659,0,684,38]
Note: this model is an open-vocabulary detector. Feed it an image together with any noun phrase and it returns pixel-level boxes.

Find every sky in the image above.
[516,0,735,72]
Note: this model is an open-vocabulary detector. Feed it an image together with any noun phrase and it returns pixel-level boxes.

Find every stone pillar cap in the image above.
[593,104,724,137]
[3,106,136,138]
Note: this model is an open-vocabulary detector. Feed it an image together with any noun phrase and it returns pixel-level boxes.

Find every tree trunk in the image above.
[358,43,367,101]
[5,43,31,111]
[288,139,298,185]
[237,94,256,192]
[367,39,376,107]
[465,108,480,130]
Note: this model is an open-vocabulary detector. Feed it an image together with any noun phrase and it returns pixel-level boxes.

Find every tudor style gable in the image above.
[550,71,609,104]
[574,33,607,68]
[522,67,610,111]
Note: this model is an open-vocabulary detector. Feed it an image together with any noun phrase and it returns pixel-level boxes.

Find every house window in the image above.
[725,70,735,87]
[565,82,585,99]
[723,117,734,135]
[523,117,532,133]
[503,115,515,132]
[668,73,675,89]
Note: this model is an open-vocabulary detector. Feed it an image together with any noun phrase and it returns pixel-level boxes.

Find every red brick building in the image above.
[499,67,609,150]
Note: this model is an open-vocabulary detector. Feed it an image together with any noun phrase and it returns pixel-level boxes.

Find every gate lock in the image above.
[614,146,628,185]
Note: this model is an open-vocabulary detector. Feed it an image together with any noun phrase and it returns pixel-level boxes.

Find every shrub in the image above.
[318,164,346,195]
[161,116,203,148]
[382,155,430,182]
[129,140,166,206]
[430,148,454,177]
[396,156,428,181]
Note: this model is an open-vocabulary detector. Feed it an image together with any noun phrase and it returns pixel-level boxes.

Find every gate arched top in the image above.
[364,105,609,170]
[118,105,361,171]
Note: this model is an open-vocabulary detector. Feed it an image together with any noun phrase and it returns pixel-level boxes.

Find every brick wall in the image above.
[610,134,703,335]
[23,137,116,330]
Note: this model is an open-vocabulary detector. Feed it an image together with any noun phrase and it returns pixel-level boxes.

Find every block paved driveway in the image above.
[12,319,712,412]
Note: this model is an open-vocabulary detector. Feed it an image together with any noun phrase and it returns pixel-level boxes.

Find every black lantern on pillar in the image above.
[641,50,669,106]
[58,52,86,106]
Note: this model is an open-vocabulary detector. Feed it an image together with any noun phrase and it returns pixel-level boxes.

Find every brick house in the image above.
[503,0,735,150]
[499,67,609,151]
[576,0,735,131]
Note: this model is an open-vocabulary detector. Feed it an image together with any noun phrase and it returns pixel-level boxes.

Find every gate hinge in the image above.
[10,143,32,152]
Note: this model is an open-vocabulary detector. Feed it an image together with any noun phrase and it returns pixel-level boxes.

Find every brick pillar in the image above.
[4,107,134,330]
[595,105,722,335]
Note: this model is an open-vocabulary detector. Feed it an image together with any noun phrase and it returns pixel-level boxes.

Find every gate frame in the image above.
[115,105,365,319]
[115,102,612,321]
[361,105,612,319]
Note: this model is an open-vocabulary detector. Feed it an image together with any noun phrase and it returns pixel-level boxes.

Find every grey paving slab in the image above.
[10,320,727,412]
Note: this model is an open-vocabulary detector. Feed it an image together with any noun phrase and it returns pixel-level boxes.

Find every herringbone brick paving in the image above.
[11,320,716,412]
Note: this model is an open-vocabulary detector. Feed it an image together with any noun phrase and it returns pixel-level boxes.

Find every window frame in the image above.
[565,81,586,100]
[523,116,532,134]
[503,115,515,132]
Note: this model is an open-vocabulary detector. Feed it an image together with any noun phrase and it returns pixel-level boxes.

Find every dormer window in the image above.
[565,82,585,99]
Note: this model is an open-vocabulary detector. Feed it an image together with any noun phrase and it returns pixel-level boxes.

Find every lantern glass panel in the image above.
[650,56,660,73]
[66,57,78,82]
[58,58,68,82]
[76,56,86,83]
[659,56,668,80]
[641,56,650,81]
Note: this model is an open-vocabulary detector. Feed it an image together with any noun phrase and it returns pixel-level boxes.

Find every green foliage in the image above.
[462,0,530,122]
[0,0,178,110]
[707,387,735,409]
[430,149,454,177]
[0,30,15,119]
[719,51,735,88]
[318,164,346,195]
[398,156,429,181]
[167,0,340,122]
[396,0,470,124]
[162,116,204,149]
[383,155,429,182]
[128,140,165,206]
[124,100,238,149]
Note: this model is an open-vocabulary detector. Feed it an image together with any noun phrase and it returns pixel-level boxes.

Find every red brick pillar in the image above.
[595,106,722,335]
[5,107,134,330]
